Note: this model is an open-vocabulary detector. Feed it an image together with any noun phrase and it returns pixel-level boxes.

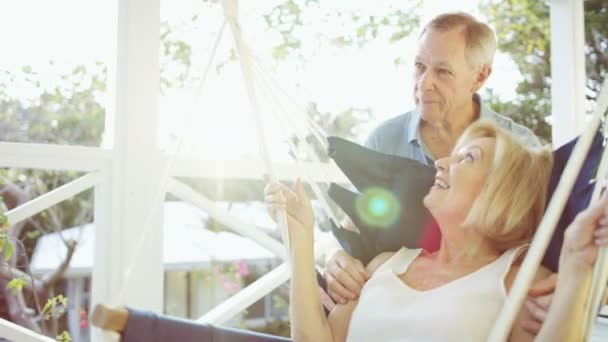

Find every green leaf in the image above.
[0,213,8,228]
[25,230,42,240]
[56,331,72,342]
[389,30,408,43]
[3,241,13,261]
[6,277,28,295]
[42,295,69,320]
[0,235,12,261]
[42,298,55,317]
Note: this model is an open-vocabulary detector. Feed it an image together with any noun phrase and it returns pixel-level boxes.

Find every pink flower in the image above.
[80,309,89,329]
[222,279,240,294]
[234,260,249,278]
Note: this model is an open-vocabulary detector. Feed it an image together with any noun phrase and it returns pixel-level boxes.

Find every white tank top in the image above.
[347,246,527,342]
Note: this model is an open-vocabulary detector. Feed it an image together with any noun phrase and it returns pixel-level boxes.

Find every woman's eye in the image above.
[461,153,474,163]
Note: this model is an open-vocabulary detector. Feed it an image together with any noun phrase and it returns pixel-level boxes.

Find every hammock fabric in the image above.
[122,307,290,342]
[327,136,436,265]
[327,130,604,272]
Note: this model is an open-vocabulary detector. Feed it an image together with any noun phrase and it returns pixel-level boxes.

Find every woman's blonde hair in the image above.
[457,120,553,251]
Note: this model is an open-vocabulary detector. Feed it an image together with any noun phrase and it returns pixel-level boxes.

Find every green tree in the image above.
[264,0,421,62]
[0,64,104,338]
[481,0,608,142]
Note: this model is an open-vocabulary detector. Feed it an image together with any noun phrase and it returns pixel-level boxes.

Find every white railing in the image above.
[0,142,110,171]
[5,172,101,226]
[0,142,107,341]
[0,140,343,341]
[0,318,55,342]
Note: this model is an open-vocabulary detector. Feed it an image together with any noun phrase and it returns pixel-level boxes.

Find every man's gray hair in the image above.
[420,12,497,68]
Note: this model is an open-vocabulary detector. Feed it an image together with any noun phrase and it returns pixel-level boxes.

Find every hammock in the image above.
[89,121,608,341]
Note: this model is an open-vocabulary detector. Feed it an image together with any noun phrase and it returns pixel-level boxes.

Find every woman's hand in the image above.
[264,178,315,237]
[560,191,608,273]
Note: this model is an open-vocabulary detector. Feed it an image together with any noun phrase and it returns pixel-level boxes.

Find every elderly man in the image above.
[320,12,554,333]
[266,11,553,333]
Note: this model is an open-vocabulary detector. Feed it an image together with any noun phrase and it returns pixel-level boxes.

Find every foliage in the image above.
[0,64,106,146]
[161,20,194,90]
[263,0,421,62]
[6,276,27,296]
[0,234,13,262]
[55,330,72,342]
[0,210,7,229]
[0,62,104,337]
[480,0,608,142]
[260,1,422,163]
[41,294,68,321]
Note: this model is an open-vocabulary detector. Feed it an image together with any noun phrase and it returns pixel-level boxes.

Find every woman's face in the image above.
[423,137,496,225]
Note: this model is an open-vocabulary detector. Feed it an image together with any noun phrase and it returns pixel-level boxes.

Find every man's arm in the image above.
[506,265,553,342]
[324,216,370,304]
[521,273,557,334]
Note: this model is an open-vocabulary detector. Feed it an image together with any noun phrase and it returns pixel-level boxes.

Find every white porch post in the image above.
[91,0,163,340]
[548,0,586,146]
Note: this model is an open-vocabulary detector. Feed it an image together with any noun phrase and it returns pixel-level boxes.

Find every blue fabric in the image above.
[122,307,291,342]
[542,128,604,272]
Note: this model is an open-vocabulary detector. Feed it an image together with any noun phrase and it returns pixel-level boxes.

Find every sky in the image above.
[0,0,523,162]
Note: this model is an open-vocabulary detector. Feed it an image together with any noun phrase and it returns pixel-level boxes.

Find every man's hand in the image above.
[522,273,557,334]
[324,249,370,304]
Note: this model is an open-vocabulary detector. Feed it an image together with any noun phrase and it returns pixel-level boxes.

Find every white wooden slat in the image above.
[0,319,55,342]
[0,142,109,171]
[5,172,100,226]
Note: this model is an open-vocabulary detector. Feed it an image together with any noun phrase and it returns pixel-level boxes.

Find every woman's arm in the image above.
[264,179,333,342]
[266,179,395,341]
[534,270,591,341]
[534,192,608,341]
[265,179,333,341]
[290,230,335,342]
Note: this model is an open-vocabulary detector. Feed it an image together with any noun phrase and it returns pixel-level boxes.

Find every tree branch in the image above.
[42,239,77,287]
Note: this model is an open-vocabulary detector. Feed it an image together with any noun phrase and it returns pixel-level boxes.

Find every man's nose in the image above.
[418,70,434,91]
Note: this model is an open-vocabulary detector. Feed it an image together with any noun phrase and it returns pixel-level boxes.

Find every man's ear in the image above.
[472,64,492,92]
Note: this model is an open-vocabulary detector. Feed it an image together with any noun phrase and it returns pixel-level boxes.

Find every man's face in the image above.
[413,28,483,123]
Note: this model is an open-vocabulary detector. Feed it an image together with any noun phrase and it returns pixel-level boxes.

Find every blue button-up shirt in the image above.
[365,94,541,165]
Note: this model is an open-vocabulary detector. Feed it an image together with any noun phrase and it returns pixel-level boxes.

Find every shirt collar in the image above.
[407,110,421,144]
[409,93,495,144]
[476,93,499,120]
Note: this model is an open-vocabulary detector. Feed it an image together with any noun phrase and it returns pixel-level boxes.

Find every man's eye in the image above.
[438,69,451,75]
[415,62,425,69]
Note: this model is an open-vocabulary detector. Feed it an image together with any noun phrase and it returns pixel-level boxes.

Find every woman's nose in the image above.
[434,157,450,171]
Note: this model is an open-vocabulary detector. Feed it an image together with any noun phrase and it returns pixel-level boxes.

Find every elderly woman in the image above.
[265,121,608,341]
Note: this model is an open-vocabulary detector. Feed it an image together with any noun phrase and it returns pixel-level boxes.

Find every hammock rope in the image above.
[488,78,608,341]
[116,15,231,304]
